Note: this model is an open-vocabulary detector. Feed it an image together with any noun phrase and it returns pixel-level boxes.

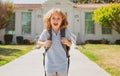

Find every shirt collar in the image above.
[52,29,60,36]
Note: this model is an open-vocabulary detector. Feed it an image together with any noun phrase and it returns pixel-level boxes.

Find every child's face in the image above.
[50,13,62,29]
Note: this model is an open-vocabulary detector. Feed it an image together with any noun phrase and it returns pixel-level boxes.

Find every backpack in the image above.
[43,28,70,76]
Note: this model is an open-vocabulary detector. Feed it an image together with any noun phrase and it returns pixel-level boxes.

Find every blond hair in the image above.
[43,8,68,30]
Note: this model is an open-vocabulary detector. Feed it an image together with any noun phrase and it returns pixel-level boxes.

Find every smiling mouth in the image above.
[53,23,58,26]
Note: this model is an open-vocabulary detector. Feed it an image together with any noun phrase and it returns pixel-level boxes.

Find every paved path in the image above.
[0,45,111,76]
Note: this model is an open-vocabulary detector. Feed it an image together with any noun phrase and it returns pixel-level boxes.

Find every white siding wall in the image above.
[35,9,44,35]
[14,8,43,43]
[0,29,5,43]
[15,10,21,36]
[73,8,82,44]
[78,9,120,43]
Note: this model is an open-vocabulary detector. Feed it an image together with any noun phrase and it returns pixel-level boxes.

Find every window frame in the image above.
[21,12,32,35]
[85,12,95,34]
[102,25,112,34]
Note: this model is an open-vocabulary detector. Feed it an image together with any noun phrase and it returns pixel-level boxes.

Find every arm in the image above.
[37,40,52,47]
[37,29,52,47]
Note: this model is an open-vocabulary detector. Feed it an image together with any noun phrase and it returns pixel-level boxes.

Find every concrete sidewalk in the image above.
[0,45,111,76]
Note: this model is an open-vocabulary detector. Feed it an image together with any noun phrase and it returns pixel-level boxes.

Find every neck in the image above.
[53,28,60,34]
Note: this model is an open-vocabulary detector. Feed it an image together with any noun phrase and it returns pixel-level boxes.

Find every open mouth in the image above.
[53,23,58,26]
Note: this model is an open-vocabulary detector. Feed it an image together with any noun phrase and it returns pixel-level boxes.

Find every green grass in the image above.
[0,45,34,66]
[77,44,120,76]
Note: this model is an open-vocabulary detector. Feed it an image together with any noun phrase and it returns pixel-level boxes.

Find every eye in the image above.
[57,18,60,20]
[52,17,55,20]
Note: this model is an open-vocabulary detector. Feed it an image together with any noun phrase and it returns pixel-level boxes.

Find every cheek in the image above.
[60,19,62,22]
[59,20,62,25]
[50,19,54,24]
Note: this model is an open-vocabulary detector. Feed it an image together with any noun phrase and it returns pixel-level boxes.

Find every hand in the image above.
[45,40,52,47]
[61,37,68,45]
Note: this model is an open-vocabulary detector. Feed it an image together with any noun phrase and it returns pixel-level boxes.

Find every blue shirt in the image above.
[39,28,71,72]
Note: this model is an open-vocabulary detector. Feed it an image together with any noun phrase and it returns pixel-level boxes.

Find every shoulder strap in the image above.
[48,29,52,40]
[60,28,65,37]
[43,29,52,52]
[43,29,52,76]
[60,28,70,72]
[60,28,70,57]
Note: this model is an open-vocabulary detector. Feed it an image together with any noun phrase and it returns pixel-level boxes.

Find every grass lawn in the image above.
[77,44,120,76]
[0,45,34,66]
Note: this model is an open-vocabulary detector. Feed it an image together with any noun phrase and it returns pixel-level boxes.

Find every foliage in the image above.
[4,34,13,44]
[93,3,120,33]
[77,0,88,3]
[74,0,105,3]
[16,36,24,44]
[76,0,120,3]
[0,1,14,30]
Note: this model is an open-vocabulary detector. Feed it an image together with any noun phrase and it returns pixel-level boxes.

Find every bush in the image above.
[29,40,34,45]
[85,39,109,44]
[23,39,30,45]
[0,41,2,44]
[85,40,101,44]
[115,40,120,44]
[101,39,109,44]
[4,34,13,44]
[16,36,23,44]
[93,4,120,33]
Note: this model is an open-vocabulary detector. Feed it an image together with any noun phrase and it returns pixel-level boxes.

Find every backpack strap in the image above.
[60,28,70,72]
[48,29,52,41]
[43,29,52,76]
[60,29,65,37]
[44,29,52,52]
[60,29,70,57]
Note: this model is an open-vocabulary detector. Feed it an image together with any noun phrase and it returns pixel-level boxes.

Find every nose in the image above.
[54,18,58,22]
[55,18,58,21]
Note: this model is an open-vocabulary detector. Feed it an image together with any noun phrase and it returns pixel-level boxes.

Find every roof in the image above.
[12,0,47,4]
[14,3,109,9]
[74,4,109,9]
[14,4,42,9]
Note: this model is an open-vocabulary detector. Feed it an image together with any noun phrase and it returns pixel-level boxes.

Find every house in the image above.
[0,0,120,44]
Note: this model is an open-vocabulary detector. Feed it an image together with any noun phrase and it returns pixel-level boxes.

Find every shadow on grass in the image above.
[0,47,21,56]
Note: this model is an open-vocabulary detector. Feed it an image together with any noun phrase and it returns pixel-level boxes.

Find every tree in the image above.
[72,0,120,3]
[93,3,120,33]
[0,1,14,30]
[77,0,87,3]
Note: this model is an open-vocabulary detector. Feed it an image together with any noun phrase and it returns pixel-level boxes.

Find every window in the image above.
[85,12,95,34]
[73,0,77,3]
[5,13,15,34]
[102,25,112,34]
[55,2,61,5]
[21,12,31,34]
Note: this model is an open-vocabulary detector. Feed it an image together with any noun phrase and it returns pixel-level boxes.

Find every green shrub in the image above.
[23,39,30,45]
[16,36,23,44]
[4,34,13,44]
[0,41,2,44]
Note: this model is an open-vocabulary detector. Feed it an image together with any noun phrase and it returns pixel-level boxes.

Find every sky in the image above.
[2,0,47,4]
